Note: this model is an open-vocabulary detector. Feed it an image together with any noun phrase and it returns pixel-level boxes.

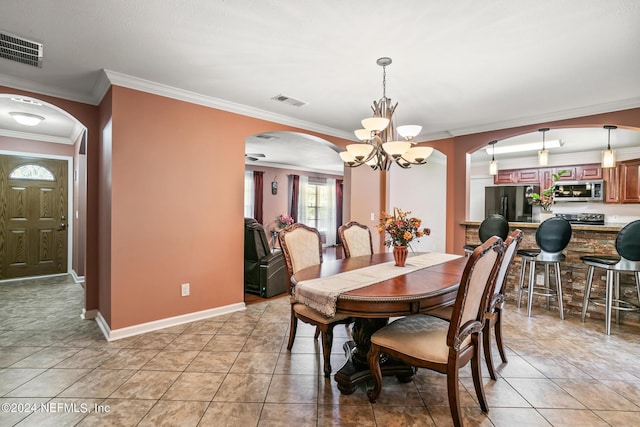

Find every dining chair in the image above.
[580,219,640,335]
[367,236,506,427]
[278,223,353,377]
[516,217,572,319]
[338,221,374,258]
[463,214,509,255]
[427,229,523,380]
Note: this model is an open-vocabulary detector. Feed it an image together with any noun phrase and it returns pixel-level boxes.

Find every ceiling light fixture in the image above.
[339,57,433,170]
[484,139,563,155]
[601,125,617,168]
[488,140,498,176]
[538,127,550,166]
[9,111,45,126]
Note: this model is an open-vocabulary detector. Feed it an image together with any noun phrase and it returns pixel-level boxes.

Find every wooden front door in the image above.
[0,155,68,279]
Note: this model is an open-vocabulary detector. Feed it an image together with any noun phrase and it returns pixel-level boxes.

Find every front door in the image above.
[0,155,68,279]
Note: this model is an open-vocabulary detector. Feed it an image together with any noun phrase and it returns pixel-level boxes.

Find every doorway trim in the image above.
[0,149,74,280]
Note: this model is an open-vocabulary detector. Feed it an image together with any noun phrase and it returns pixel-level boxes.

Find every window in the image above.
[298,176,337,246]
[244,171,254,218]
[9,164,55,181]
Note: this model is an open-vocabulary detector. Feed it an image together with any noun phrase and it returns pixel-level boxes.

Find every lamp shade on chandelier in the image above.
[601,125,617,168]
[339,57,433,170]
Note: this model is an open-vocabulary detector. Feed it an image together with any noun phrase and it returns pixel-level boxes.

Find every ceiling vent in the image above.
[270,94,308,107]
[0,31,43,67]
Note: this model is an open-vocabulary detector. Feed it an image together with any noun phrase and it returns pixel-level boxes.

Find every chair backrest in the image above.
[278,223,323,285]
[244,218,270,261]
[535,217,572,254]
[616,220,640,261]
[491,229,523,309]
[338,221,374,258]
[447,236,505,350]
[478,214,510,243]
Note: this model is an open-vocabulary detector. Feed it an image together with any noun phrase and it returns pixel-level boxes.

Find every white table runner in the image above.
[294,252,462,317]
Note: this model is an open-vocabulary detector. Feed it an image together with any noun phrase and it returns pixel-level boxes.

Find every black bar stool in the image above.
[463,214,509,255]
[580,220,640,335]
[516,217,572,319]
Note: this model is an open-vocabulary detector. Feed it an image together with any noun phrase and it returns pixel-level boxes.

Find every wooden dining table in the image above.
[292,252,468,394]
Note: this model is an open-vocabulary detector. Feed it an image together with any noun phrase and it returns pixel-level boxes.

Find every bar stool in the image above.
[463,214,509,254]
[580,220,640,335]
[516,217,572,319]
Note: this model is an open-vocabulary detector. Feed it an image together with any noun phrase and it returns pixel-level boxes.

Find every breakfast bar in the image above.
[462,220,640,327]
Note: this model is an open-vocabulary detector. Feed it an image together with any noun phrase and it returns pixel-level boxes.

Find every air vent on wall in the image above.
[0,31,43,68]
[270,94,308,107]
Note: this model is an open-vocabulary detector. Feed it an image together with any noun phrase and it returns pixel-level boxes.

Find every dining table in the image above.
[292,251,468,395]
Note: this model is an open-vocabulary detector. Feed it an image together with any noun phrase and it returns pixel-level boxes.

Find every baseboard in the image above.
[95,302,247,342]
[71,270,85,284]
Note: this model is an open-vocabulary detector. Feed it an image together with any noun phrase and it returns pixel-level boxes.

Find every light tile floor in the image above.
[1,274,640,426]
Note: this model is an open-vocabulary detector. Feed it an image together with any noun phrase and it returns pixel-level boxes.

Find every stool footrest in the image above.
[588,297,640,312]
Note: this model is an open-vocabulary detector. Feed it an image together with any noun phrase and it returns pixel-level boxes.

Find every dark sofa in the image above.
[244,218,287,298]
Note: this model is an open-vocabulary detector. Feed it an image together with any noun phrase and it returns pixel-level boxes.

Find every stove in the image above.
[554,213,605,225]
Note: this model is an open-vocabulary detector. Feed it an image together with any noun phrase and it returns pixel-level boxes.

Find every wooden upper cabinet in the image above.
[494,170,516,184]
[515,169,540,183]
[577,164,602,180]
[604,166,620,203]
[555,167,577,180]
[620,159,640,203]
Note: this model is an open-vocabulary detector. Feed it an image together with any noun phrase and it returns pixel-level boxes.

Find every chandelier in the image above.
[339,57,433,170]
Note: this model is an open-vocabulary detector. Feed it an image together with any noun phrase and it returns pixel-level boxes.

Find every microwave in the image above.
[554,180,603,202]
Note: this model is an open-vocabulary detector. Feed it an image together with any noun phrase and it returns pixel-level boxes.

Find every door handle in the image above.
[59,223,66,230]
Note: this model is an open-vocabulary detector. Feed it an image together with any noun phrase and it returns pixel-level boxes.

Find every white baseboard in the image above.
[71,270,85,283]
[95,302,247,342]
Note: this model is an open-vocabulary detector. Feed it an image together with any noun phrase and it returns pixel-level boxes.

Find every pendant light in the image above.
[601,125,617,168]
[488,140,498,176]
[538,128,550,166]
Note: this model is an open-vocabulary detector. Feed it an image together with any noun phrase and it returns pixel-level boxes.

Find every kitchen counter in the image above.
[462,220,639,328]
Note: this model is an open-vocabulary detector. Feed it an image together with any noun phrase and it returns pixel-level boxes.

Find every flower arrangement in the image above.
[527,169,568,212]
[377,208,431,247]
[275,213,294,229]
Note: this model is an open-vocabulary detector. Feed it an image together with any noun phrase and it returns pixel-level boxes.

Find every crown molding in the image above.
[0,73,97,105]
[448,97,640,137]
[101,70,354,141]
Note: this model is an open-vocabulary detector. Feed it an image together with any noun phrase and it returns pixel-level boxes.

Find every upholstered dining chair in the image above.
[278,223,353,377]
[338,221,374,258]
[580,220,640,335]
[367,236,506,427]
[516,217,572,319]
[463,214,509,255]
[427,229,523,380]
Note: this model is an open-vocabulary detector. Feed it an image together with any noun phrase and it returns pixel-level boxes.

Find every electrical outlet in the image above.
[181,283,190,296]
[370,212,375,221]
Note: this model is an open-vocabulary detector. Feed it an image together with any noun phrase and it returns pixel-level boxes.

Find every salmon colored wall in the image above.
[0,85,100,315]
[0,135,74,157]
[107,86,352,329]
[440,107,640,254]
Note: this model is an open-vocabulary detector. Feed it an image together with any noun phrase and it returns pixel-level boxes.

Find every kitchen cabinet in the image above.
[555,167,577,181]
[493,168,538,184]
[620,159,640,203]
[494,170,515,184]
[604,166,620,203]
[577,164,602,180]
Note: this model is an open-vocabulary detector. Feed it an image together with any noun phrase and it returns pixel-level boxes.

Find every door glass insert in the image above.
[9,164,55,181]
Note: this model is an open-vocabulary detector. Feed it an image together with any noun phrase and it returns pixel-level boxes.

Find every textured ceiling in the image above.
[1,1,639,173]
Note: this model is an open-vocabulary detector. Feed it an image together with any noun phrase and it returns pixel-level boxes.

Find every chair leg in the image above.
[635,272,640,310]
[605,270,614,335]
[517,258,527,309]
[366,344,383,403]
[471,336,489,413]
[483,321,497,380]
[581,266,595,322]
[544,264,551,310]
[494,309,508,364]
[614,272,621,325]
[287,312,298,351]
[527,260,536,317]
[555,262,564,320]
[320,327,334,378]
[446,364,464,427]
[314,325,320,340]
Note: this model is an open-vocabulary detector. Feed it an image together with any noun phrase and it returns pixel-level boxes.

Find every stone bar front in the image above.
[463,221,639,327]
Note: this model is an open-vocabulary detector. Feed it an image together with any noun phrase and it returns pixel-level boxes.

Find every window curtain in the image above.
[296,176,337,247]
[297,175,310,224]
[325,178,337,247]
[253,170,264,223]
[336,179,343,244]
[244,171,254,218]
[289,174,299,222]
